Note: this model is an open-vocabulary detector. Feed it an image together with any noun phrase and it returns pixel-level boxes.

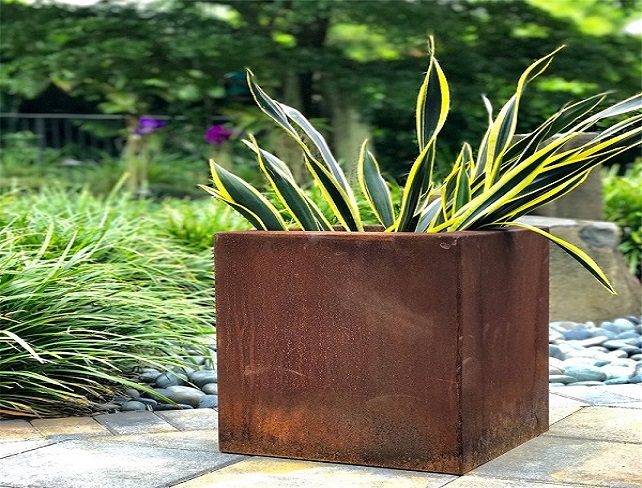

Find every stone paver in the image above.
[31,416,112,438]
[468,435,642,488]
[89,429,221,452]
[548,393,589,424]
[156,408,218,431]
[602,401,642,409]
[553,385,642,405]
[544,406,642,443]
[0,438,245,488]
[597,384,642,400]
[93,411,179,435]
[172,456,457,488]
[549,393,589,407]
[1,387,640,488]
[0,439,53,458]
[443,476,594,487]
[0,419,42,440]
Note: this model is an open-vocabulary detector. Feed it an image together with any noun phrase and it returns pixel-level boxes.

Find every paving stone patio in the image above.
[0,385,640,488]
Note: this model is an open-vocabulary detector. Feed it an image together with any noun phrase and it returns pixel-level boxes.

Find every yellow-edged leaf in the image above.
[504,221,616,294]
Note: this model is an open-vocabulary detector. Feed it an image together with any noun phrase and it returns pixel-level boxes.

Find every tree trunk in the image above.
[324,83,373,185]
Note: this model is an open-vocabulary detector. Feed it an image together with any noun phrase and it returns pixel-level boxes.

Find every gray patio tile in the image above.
[155,409,218,431]
[0,419,42,440]
[549,392,589,407]
[468,435,642,488]
[89,429,220,452]
[0,439,53,458]
[548,392,589,424]
[602,401,642,409]
[544,406,642,443]
[444,476,589,487]
[0,438,245,488]
[31,416,111,438]
[552,386,640,405]
[172,456,457,488]
[92,411,178,435]
[549,406,583,425]
[596,384,642,401]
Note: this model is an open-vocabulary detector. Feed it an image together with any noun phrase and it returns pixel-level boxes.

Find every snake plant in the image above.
[202,38,642,293]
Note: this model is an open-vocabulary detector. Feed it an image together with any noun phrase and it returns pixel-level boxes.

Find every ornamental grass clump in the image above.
[0,189,220,418]
[202,39,642,293]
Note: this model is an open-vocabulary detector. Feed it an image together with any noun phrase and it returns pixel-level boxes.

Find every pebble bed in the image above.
[113,315,642,412]
[549,315,642,386]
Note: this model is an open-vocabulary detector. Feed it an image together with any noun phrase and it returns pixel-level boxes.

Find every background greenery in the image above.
[2,0,640,182]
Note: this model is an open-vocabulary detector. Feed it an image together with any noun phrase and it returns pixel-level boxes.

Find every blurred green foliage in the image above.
[603,160,642,279]
[1,0,639,182]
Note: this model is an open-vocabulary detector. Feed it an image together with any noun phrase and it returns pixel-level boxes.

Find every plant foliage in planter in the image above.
[202,38,642,294]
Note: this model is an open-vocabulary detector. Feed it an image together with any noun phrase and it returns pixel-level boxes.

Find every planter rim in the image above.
[215,226,539,239]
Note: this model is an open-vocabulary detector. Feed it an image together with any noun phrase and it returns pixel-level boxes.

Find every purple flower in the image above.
[205,125,234,145]
[134,117,166,136]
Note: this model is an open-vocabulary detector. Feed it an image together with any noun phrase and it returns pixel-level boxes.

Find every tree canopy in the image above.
[1,0,640,179]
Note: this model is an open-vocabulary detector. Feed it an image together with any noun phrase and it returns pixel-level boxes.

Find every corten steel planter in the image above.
[214,227,549,475]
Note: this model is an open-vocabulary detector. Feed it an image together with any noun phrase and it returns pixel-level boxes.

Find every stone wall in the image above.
[519,216,642,323]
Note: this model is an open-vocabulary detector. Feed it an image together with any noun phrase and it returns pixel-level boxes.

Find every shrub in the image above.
[603,160,642,279]
[0,188,241,418]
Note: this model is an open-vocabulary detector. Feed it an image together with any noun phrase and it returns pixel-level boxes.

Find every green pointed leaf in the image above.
[246,69,299,139]
[305,156,363,231]
[416,36,450,152]
[245,137,332,231]
[415,196,442,232]
[200,185,273,231]
[396,142,434,231]
[279,103,354,198]
[357,140,395,228]
[207,161,287,230]
[477,47,565,188]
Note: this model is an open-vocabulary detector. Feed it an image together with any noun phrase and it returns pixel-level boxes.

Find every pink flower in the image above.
[205,125,234,145]
[134,117,166,136]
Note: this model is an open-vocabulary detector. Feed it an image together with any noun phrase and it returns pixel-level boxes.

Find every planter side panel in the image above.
[459,229,550,472]
[215,232,465,472]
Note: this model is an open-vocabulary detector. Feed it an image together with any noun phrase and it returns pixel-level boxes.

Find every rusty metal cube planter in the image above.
[214,228,549,475]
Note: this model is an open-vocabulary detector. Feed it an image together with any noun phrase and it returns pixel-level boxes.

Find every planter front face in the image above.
[215,229,549,474]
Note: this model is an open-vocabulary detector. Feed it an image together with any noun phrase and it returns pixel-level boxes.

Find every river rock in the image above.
[164,385,206,407]
[121,401,148,411]
[139,370,162,383]
[549,375,578,384]
[564,365,607,382]
[188,370,218,389]
[201,383,218,395]
[197,395,219,409]
[155,372,186,388]
[613,317,636,332]
[563,327,591,341]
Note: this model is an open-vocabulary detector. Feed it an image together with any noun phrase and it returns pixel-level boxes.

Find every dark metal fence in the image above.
[0,113,131,162]
[0,113,231,163]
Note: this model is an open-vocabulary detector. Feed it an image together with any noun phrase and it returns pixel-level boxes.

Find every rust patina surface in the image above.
[214,228,549,474]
